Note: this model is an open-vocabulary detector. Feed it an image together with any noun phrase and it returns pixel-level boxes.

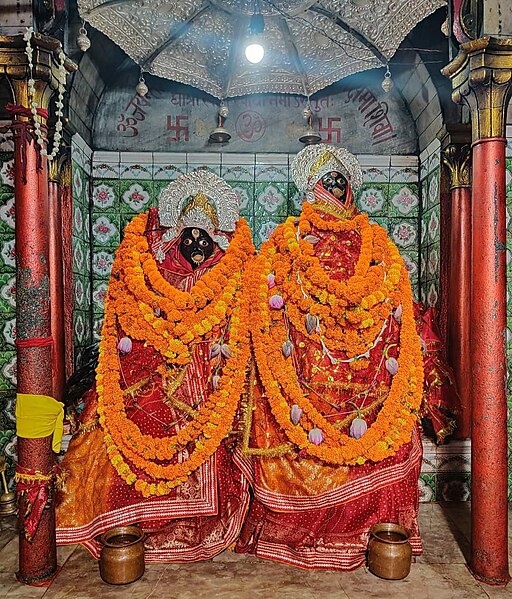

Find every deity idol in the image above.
[236,144,425,570]
[56,170,254,561]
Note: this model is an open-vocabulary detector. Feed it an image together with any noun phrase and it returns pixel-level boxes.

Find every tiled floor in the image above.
[1,503,511,598]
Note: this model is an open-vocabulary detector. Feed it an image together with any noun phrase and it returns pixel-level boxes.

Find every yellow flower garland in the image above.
[249,206,424,466]
[97,212,255,497]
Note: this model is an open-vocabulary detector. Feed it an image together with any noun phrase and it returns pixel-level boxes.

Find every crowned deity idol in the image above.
[56,170,255,561]
[235,144,425,570]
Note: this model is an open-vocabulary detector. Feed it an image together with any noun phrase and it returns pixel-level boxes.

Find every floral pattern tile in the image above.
[221,163,255,182]
[426,207,441,243]
[92,214,120,247]
[0,156,15,187]
[92,161,119,179]
[0,351,17,388]
[0,193,15,233]
[427,169,440,208]
[361,166,389,183]
[389,166,418,183]
[253,216,286,248]
[255,163,288,182]
[0,275,15,311]
[92,180,118,211]
[0,235,15,271]
[254,182,288,216]
[152,162,187,180]
[120,180,153,213]
[93,280,109,313]
[356,184,388,216]
[92,250,115,279]
[1,315,15,347]
[389,219,418,249]
[119,163,152,180]
[389,184,419,217]
[227,181,254,217]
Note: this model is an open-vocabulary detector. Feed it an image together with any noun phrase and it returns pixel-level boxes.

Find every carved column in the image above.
[441,143,471,439]
[48,157,66,402]
[0,34,75,586]
[442,37,512,586]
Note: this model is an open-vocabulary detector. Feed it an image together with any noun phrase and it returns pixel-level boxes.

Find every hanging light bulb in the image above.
[209,101,231,143]
[245,43,264,64]
[77,21,91,52]
[299,100,321,145]
[245,1,265,64]
[381,64,393,93]
[136,69,149,97]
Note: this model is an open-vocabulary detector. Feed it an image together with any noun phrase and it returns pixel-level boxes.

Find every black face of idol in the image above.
[179,227,214,269]
[320,171,348,201]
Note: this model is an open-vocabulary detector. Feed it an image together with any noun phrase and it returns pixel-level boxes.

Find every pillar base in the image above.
[469,567,511,587]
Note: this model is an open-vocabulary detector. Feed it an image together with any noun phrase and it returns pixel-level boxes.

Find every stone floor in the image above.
[1,503,511,598]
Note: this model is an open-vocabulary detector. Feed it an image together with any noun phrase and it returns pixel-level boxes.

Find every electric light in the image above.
[245,42,264,64]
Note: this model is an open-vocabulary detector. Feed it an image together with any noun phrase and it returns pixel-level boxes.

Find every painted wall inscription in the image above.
[94,80,416,154]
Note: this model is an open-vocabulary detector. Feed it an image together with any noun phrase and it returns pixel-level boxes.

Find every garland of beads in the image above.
[23,27,67,161]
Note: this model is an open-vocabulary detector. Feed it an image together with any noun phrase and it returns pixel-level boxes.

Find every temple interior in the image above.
[1,0,512,595]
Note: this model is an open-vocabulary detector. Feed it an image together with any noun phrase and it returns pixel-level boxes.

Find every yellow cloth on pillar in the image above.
[16,393,65,453]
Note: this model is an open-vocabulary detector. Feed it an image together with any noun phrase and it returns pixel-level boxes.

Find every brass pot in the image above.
[367,522,412,580]
[0,491,17,516]
[99,525,145,585]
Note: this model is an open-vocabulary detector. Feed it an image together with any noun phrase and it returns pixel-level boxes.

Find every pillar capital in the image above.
[442,37,512,141]
[0,33,76,112]
[442,144,472,190]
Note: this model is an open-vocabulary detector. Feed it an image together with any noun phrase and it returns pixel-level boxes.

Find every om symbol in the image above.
[235,111,266,142]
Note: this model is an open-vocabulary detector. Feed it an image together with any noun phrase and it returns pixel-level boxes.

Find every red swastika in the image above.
[167,115,189,142]
[318,117,342,144]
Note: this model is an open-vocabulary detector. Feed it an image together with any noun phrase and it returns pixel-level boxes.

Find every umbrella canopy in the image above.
[79,0,445,98]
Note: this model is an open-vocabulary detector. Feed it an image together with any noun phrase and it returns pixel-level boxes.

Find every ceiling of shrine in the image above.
[77,0,447,99]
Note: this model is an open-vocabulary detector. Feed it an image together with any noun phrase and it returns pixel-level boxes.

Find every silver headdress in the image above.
[291,144,363,203]
[157,170,240,257]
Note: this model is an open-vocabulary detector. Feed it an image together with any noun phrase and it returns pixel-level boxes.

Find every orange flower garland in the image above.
[96,212,255,497]
[248,205,424,466]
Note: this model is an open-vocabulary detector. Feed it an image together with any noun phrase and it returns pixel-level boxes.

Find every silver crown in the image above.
[158,169,240,241]
[291,144,363,195]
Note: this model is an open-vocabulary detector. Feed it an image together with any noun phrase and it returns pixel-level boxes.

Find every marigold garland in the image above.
[96,212,255,497]
[249,205,424,466]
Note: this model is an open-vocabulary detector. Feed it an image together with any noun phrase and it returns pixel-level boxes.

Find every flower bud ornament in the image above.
[308,427,324,445]
[269,294,284,309]
[386,356,399,375]
[267,273,276,289]
[220,344,232,359]
[349,417,368,439]
[393,304,403,324]
[290,404,303,425]
[212,374,220,391]
[282,339,293,358]
[117,336,132,354]
[305,313,319,335]
[209,343,221,359]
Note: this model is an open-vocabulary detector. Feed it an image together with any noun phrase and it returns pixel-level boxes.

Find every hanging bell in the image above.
[209,102,231,143]
[136,77,149,97]
[77,27,91,52]
[381,65,393,93]
[209,126,231,143]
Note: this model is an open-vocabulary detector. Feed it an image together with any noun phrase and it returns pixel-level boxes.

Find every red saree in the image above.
[56,209,249,561]
[235,205,423,570]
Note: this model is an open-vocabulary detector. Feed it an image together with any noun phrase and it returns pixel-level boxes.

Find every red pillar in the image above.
[449,185,471,437]
[12,117,57,585]
[442,36,511,586]
[442,143,472,439]
[48,164,66,402]
[470,136,509,584]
